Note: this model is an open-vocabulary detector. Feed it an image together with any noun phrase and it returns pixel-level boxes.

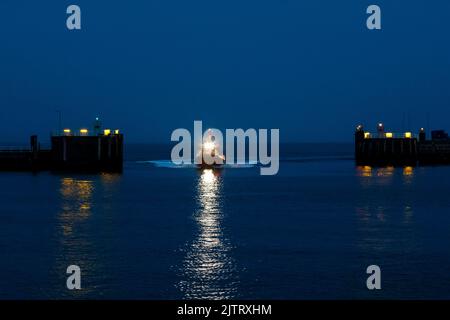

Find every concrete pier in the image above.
[355,124,450,166]
[0,133,123,173]
[51,134,123,172]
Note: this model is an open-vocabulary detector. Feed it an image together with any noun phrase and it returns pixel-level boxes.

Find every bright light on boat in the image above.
[203,142,215,151]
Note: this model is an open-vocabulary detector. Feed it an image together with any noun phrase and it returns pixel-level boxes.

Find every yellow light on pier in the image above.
[385,132,393,138]
[114,129,120,135]
[104,129,111,136]
[63,129,71,136]
[404,132,412,138]
[80,129,89,136]
[364,132,371,139]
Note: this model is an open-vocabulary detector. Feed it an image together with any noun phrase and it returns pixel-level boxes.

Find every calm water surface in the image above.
[1,144,450,299]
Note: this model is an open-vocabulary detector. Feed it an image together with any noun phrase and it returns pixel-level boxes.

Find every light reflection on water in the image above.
[354,165,418,258]
[178,169,238,300]
[355,165,416,220]
[54,177,97,297]
[50,174,121,298]
[356,165,414,187]
[402,166,414,185]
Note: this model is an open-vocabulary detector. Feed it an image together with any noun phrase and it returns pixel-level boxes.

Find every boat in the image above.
[196,130,225,169]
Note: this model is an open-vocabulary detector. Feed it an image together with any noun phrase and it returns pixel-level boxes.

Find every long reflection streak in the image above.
[179,169,237,300]
[60,178,93,235]
[56,177,95,296]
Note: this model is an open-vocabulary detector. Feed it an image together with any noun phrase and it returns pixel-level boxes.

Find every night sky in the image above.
[1,0,449,143]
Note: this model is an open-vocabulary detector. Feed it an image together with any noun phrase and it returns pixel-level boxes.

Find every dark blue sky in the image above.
[1,1,449,143]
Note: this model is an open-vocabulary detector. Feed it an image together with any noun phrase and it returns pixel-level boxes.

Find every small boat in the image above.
[196,130,225,169]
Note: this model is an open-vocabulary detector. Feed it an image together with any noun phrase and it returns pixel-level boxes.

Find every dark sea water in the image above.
[2,143,450,299]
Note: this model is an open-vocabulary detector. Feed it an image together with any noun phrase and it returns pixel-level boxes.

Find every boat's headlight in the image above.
[203,142,215,151]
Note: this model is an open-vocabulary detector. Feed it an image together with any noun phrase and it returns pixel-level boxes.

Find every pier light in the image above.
[377,123,385,138]
[356,125,363,131]
[404,132,412,139]
[63,129,71,136]
[80,129,89,136]
[364,132,371,139]
[114,129,120,135]
[104,129,111,136]
[385,132,393,138]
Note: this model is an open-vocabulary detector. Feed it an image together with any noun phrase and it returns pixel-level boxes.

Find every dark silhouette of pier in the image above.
[0,130,123,173]
[355,124,450,166]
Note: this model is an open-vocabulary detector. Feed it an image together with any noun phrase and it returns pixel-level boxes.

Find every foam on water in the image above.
[140,160,257,169]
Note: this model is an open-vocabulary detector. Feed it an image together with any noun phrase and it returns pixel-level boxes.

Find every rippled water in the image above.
[2,144,450,299]
[178,169,238,299]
